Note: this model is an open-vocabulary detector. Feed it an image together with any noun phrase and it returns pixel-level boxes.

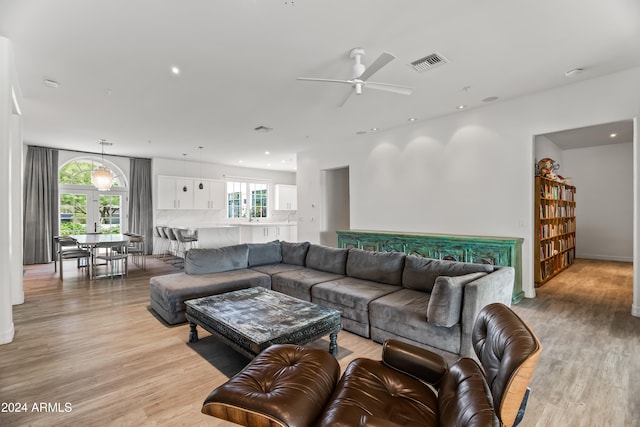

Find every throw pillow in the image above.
[427,272,488,327]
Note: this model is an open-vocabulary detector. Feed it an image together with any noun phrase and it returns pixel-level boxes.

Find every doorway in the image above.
[320,167,350,247]
[533,119,637,315]
[58,157,128,236]
[59,189,125,235]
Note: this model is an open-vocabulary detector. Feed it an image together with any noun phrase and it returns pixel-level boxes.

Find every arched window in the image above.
[58,157,128,236]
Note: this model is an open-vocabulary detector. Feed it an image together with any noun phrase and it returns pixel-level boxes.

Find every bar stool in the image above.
[156,226,170,259]
[164,227,181,265]
[175,228,198,259]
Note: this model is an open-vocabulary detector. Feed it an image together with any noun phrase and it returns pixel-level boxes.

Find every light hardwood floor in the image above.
[0,257,637,426]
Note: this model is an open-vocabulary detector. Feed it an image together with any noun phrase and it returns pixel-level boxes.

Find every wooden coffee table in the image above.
[185,287,341,358]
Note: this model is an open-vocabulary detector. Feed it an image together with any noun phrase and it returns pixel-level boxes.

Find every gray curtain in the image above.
[23,146,59,264]
[128,158,153,254]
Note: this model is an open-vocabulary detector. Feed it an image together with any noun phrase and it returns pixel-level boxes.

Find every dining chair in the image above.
[94,242,128,280]
[53,236,92,281]
[123,232,146,270]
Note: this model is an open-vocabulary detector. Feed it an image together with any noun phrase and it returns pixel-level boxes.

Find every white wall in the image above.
[152,157,296,228]
[297,67,640,301]
[564,142,633,261]
[0,37,23,345]
[534,135,565,171]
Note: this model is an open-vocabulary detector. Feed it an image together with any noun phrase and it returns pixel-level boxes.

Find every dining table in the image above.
[69,233,132,279]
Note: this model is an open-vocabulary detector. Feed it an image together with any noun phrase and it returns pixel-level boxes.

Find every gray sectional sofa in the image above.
[149,240,514,358]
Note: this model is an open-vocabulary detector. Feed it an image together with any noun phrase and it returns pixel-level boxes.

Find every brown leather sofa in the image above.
[201,303,541,427]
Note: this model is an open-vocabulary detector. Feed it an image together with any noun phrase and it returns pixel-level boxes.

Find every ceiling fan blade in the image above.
[337,88,354,107]
[365,81,414,95]
[357,52,395,81]
[296,77,352,85]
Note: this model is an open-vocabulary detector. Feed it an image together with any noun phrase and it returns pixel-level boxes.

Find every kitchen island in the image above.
[195,226,240,248]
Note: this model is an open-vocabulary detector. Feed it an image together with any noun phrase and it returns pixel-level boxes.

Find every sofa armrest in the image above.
[460,266,515,356]
[381,339,448,386]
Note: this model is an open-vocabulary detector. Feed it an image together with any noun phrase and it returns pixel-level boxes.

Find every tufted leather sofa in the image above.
[201,303,541,427]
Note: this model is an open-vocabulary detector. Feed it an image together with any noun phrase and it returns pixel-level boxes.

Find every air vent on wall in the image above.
[254,125,273,133]
[410,52,448,72]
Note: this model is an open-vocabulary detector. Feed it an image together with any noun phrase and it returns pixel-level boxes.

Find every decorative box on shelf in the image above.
[337,229,524,304]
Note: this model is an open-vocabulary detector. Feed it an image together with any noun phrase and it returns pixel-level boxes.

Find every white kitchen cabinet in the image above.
[239,224,293,243]
[157,176,194,209]
[274,225,290,241]
[275,184,297,210]
[251,225,277,243]
[193,179,225,210]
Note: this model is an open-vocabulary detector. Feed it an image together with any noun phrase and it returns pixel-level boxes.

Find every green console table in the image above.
[337,230,524,304]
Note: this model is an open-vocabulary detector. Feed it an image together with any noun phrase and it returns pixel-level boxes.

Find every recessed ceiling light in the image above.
[610,133,617,138]
[370,127,378,132]
[43,79,60,88]
[482,96,499,103]
[408,117,417,122]
[171,66,180,75]
[238,160,244,164]
[457,105,466,110]
[104,89,113,95]
[265,151,270,155]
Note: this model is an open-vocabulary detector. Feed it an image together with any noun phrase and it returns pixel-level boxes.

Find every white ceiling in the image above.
[543,120,635,150]
[1,0,639,170]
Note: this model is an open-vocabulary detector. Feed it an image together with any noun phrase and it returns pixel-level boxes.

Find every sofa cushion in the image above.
[149,269,271,324]
[247,240,282,267]
[427,272,488,327]
[402,256,494,292]
[250,263,303,276]
[368,288,462,354]
[306,245,349,275]
[281,241,310,266]
[185,245,249,275]
[346,249,405,285]
[272,268,345,302]
[312,277,401,338]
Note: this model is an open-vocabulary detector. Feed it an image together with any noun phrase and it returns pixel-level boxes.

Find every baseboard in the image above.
[576,254,633,263]
[0,322,15,345]
[632,304,640,318]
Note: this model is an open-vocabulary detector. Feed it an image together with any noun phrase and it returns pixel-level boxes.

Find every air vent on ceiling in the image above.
[254,125,273,133]
[410,52,448,72]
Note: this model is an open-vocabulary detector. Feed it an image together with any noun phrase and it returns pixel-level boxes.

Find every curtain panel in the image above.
[128,158,153,254]
[23,146,59,264]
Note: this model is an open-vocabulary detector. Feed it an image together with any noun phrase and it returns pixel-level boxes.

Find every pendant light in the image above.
[198,146,204,189]
[91,139,114,191]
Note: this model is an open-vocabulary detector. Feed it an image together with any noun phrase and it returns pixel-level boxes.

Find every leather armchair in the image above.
[201,303,541,427]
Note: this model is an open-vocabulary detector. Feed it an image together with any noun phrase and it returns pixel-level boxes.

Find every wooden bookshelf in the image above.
[534,176,576,286]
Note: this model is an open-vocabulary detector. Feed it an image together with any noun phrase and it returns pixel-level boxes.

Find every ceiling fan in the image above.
[297,48,414,107]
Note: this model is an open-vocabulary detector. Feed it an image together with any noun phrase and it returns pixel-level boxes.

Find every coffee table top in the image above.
[185,287,341,356]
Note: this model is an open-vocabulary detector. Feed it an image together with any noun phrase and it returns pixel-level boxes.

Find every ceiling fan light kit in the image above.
[297,47,414,107]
